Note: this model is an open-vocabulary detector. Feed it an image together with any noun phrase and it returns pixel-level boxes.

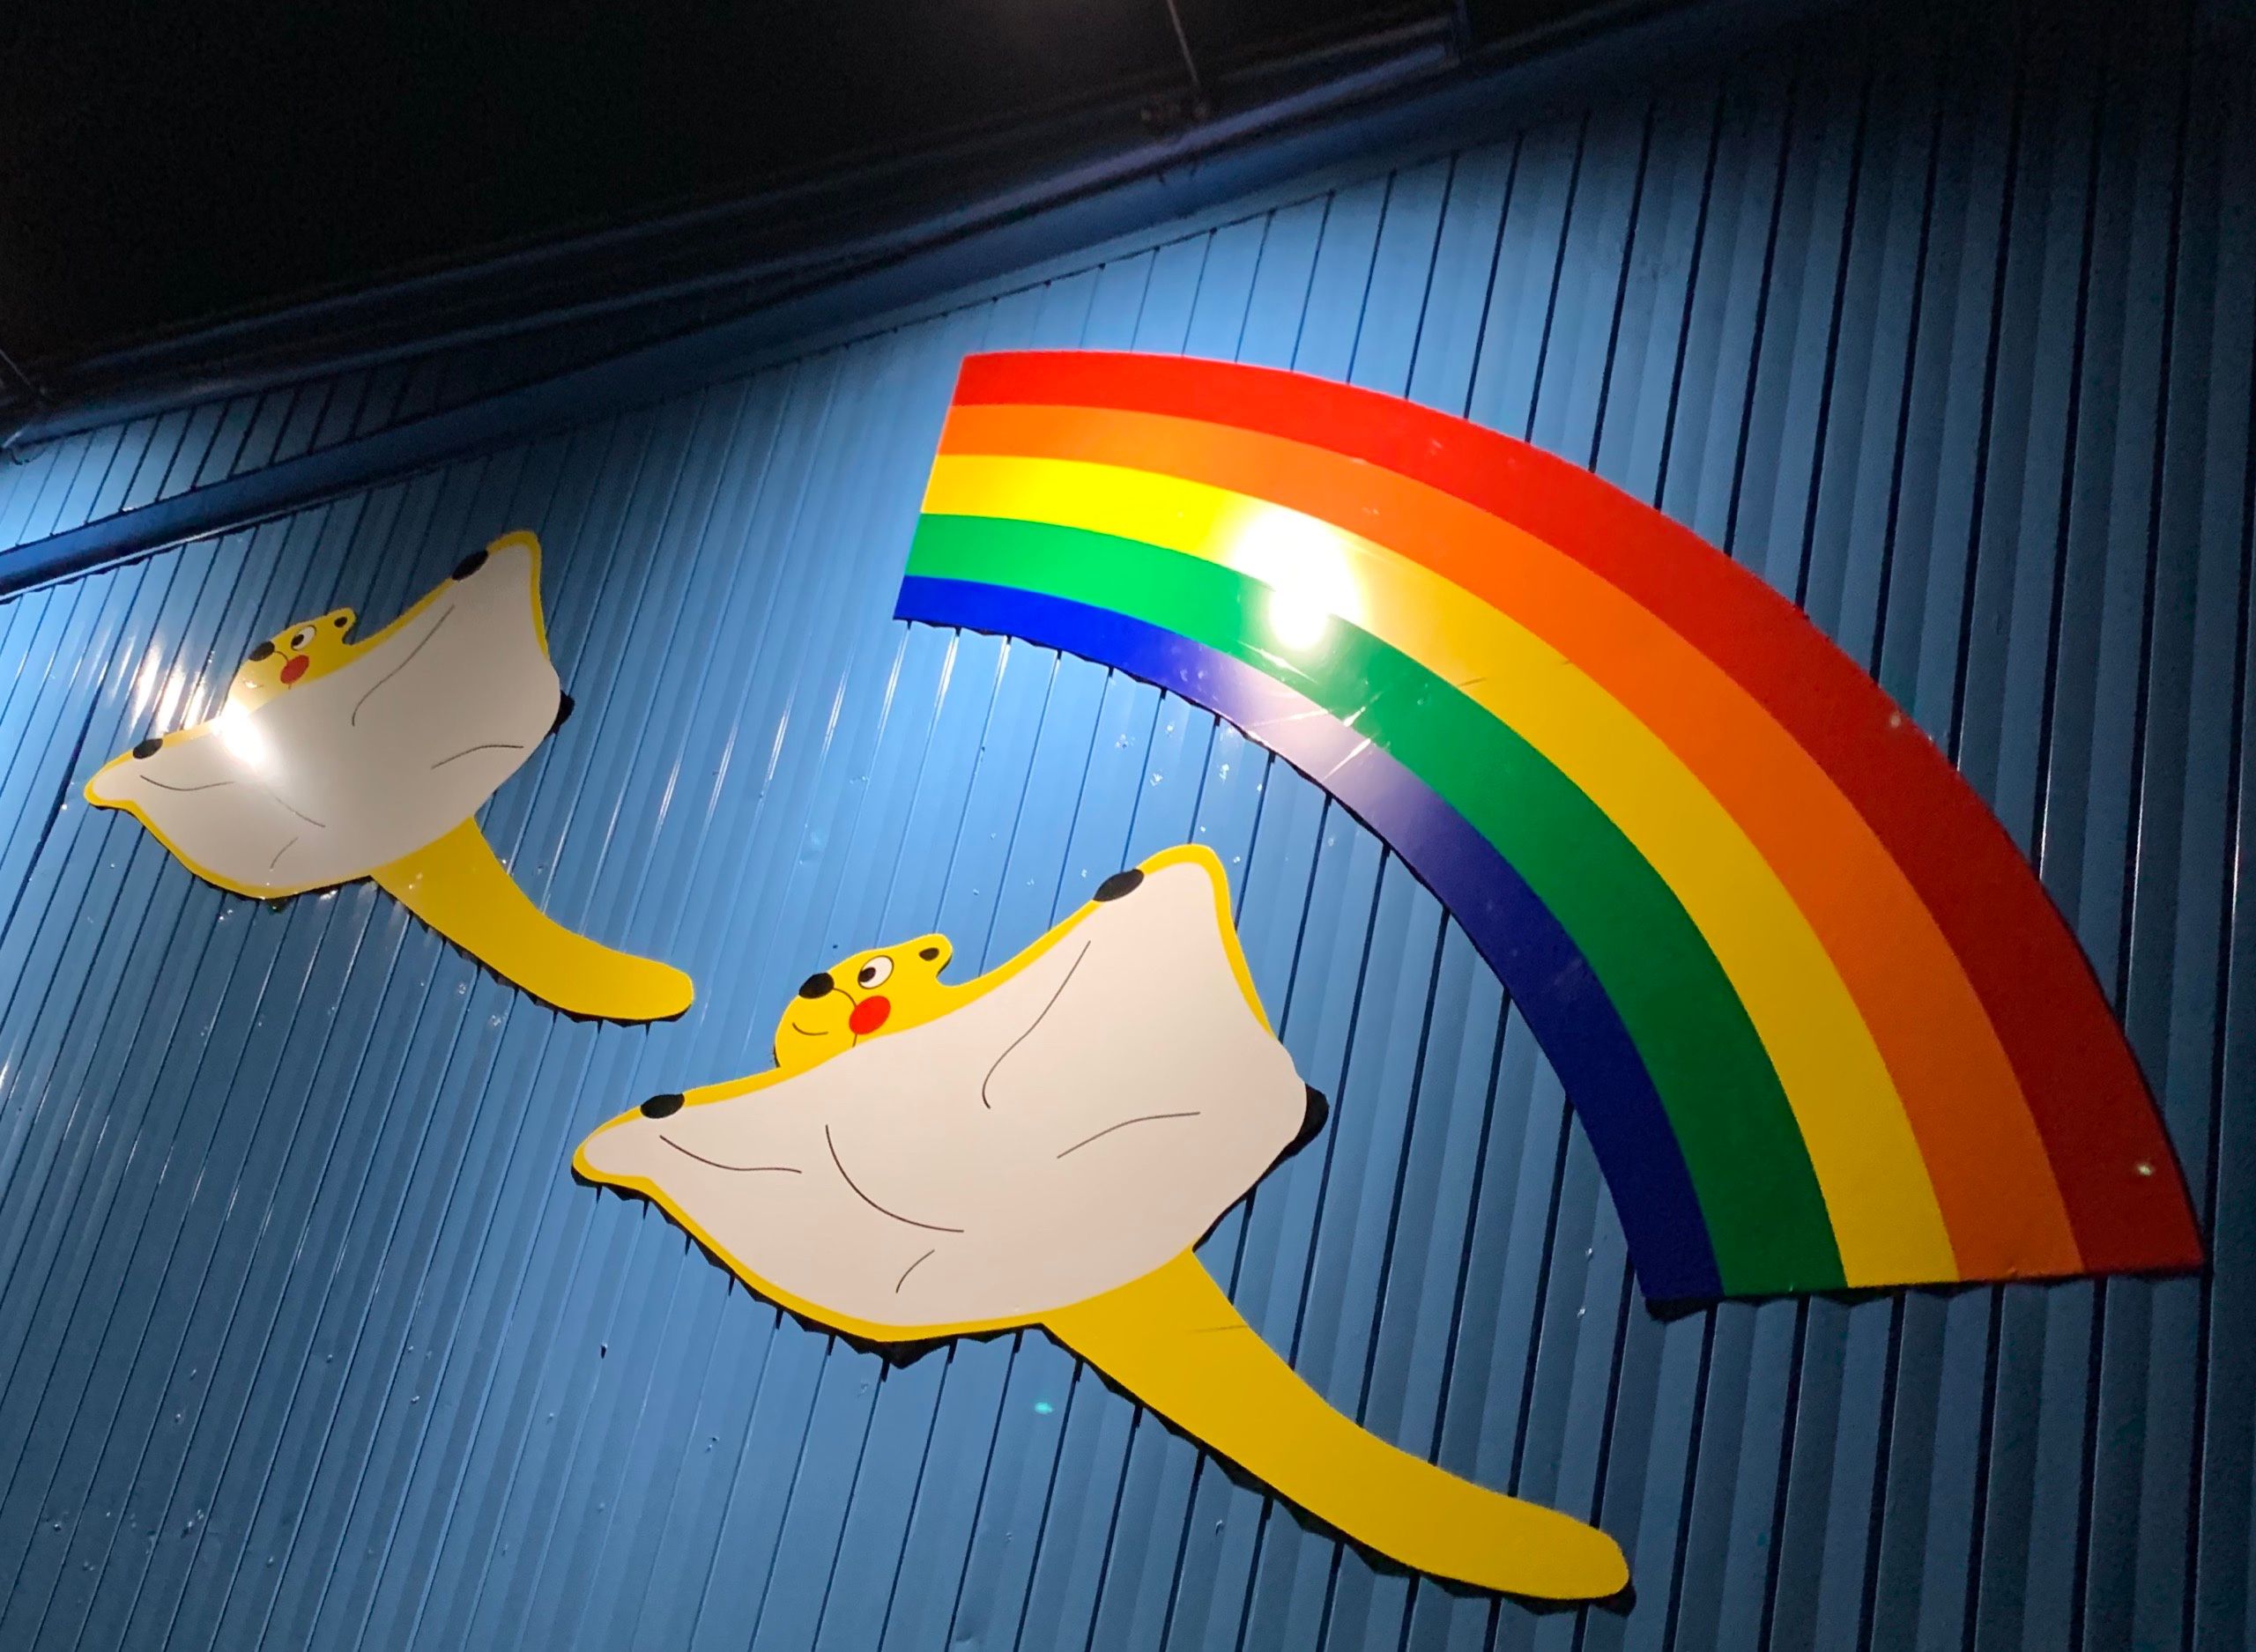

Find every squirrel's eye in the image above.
[289,626,315,650]
[857,957,894,989]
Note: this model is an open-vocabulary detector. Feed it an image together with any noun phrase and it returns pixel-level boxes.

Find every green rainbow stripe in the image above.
[909,512,1841,1289]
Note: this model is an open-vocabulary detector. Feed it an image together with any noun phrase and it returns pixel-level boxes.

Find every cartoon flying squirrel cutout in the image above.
[575,844,1628,1599]
[85,531,692,1022]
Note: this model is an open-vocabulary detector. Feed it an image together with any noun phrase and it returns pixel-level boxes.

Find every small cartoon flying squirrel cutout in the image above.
[85,531,690,1022]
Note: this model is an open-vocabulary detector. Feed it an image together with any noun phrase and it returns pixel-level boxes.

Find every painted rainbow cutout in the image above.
[892,350,2201,1302]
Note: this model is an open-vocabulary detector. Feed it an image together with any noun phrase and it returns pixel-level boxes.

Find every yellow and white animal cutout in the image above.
[575,844,1628,1599]
[85,530,693,1022]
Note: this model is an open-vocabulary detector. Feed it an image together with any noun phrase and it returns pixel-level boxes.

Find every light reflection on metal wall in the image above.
[0,4,2252,1648]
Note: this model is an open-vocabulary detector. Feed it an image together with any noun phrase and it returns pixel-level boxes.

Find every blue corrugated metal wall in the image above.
[0,308,697,559]
[0,3,2252,1647]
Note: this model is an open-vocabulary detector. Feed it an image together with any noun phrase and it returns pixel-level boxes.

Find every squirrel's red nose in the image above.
[848,996,891,1035]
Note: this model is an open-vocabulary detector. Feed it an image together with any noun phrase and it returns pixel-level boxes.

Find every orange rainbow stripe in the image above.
[893,350,2200,1300]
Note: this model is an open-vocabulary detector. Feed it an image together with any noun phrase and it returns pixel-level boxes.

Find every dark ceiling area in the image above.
[0,0,1632,389]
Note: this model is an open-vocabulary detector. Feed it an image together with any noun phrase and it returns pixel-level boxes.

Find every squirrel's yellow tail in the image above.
[1043,1251,1627,1600]
[373,819,693,1022]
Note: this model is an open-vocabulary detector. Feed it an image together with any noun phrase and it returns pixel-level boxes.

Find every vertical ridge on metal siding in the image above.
[0,3,2252,1647]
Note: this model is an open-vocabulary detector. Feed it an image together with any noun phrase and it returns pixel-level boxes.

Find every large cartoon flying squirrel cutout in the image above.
[85,531,692,1022]
[576,845,1629,1600]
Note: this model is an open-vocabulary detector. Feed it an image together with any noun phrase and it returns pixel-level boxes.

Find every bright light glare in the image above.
[215,701,274,772]
[1266,589,1332,650]
[1228,505,1362,655]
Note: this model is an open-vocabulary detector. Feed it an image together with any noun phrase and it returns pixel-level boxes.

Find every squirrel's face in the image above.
[231,609,359,709]
[771,932,955,1072]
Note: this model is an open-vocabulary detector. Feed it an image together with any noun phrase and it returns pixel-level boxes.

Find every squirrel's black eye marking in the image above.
[640,1093,685,1119]
[919,946,940,961]
[1095,868,1143,902]
[132,737,163,759]
[798,972,834,999]
[247,640,276,662]
[334,614,349,626]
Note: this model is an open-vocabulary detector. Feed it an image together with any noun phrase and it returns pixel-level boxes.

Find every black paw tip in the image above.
[1286,1085,1329,1159]
[551,692,575,735]
[798,972,834,1000]
[1095,868,1144,902]
[639,1092,685,1119]
[452,547,489,581]
[132,737,163,759]
[246,640,275,662]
